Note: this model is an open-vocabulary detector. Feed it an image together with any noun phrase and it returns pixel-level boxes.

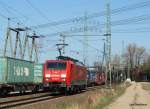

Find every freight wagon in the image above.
[95,72,106,85]
[87,70,96,86]
[87,71,106,86]
[43,56,87,94]
[0,57,43,95]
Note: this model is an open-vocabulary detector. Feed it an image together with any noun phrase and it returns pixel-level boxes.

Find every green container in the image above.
[34,63,43,83]
[0,57,34,84]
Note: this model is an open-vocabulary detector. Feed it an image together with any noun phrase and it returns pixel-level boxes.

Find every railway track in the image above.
[0,92,63,109]
[0,85,106,109]
[86,85,106,91]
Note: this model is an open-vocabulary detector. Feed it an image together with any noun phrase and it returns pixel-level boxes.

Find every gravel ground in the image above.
[104,82,150,109]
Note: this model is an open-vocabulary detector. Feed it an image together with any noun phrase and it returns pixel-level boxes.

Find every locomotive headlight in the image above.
[61,74,66,78]
[45,74,50,78]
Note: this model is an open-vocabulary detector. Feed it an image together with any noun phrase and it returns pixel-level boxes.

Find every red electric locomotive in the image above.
[43,56,87,94]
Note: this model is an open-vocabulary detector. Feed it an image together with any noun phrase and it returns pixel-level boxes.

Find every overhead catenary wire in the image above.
[70,36,104,54]
[25,0,50,22]
[0,1,28,22]
[29,0,150,29]
[39,13,150,37]
[0,12,21,24]
[1,0,150,34]
[0,1,150,37]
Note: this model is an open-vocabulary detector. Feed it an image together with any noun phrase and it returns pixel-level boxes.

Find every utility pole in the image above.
[104,0,112,88]
[121,40,125,81]
[102,39,107,85]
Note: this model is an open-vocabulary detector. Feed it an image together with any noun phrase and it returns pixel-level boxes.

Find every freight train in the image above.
[0,56,106,96]
[43,56,87,94]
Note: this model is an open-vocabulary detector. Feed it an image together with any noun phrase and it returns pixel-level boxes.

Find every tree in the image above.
[135,47,145,66]
[126,43,137,68]
[124,43,146,81]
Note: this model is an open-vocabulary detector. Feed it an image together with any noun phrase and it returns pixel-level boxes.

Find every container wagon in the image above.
[0,57,43,95]
[43,56,87,94]
[33,63,44,92]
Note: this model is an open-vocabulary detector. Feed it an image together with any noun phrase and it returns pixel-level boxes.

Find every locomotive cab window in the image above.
[47,62,66,70]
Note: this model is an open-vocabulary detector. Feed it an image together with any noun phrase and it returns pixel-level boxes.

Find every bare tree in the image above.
[124,43,147,81]
[135,47,145,66]
[126,43,137,68]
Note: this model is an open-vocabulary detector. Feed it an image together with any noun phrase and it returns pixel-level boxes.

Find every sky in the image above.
[0,0,150,66]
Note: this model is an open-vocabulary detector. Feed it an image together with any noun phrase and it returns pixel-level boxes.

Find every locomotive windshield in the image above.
[47,62,66,70]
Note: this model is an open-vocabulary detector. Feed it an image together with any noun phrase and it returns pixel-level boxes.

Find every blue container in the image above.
[87,71,96,85]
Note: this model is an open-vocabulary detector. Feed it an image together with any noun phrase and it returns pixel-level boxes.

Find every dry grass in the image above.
[17,85,128,109]
[53,88,108,109]
[56,84,127,109]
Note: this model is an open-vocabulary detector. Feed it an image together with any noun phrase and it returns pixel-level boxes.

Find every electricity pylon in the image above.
[104,0,112,88]
[4,19,26,59]
[27,33,40,62]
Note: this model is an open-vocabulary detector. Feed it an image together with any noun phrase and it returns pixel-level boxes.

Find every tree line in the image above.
[94,43,150,82]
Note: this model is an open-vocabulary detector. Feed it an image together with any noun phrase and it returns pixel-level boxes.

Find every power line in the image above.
[39,13,150,37]
[0,1,28,22]
[0,12,8,19]
[29,0,150,29]
[0,13,21,24]
[71,36,104,54]
[25,0,50,22]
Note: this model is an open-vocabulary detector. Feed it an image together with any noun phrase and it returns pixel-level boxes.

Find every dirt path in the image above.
[104,82,150,109]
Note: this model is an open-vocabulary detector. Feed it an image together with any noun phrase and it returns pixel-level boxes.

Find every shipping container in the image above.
[34,63,43,83]
[87,71,96,86]
[0,57,34,84]
[0,57,43,95]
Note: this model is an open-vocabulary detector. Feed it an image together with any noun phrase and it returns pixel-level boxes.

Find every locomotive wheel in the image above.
[32,85,39,93]
[64,87,71,96]
[65,90,69,96]
[19,86,26,95]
